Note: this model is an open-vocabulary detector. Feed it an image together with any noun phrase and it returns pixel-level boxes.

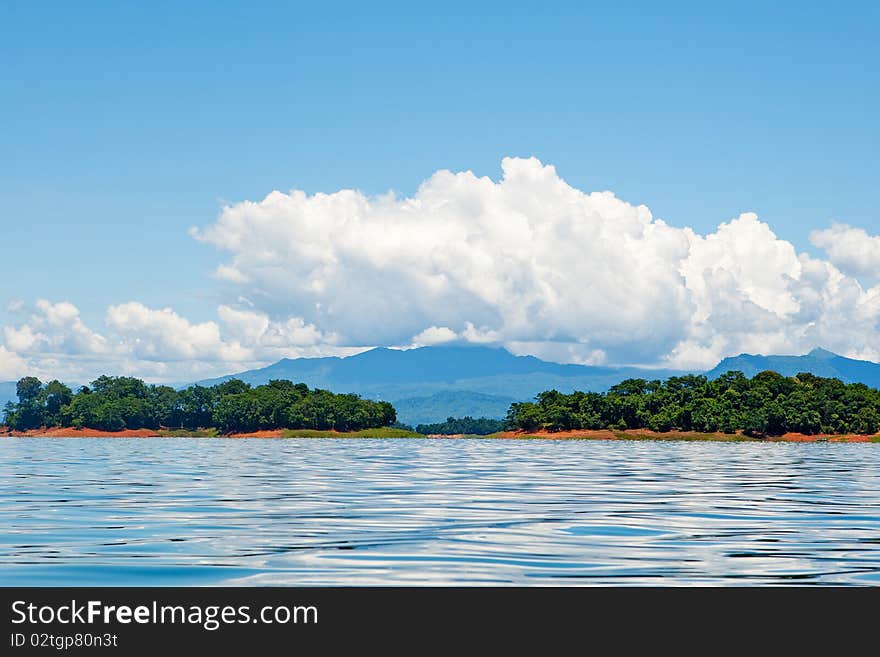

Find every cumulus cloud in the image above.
[2,157,879,381]
[192,157,880,368]
[0,346,28,381]
[193,157,695,364]
[0,300,359,383]
[106,303,249,362]
[409,326,458,347]
[4,300,109,357]
[810,222,880,283]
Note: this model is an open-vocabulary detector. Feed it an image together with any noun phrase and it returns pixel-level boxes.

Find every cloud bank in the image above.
[2,157,878,382]
[0,300,360,383]
[192,157,880,368]
[810,222,880,283]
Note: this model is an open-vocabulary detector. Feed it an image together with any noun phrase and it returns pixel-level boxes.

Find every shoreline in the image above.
[0,427,418,439]
[1,426,878,442]
[494,428,879,443]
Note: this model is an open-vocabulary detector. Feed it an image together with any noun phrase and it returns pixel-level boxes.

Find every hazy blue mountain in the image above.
[391,391,519,426]
[198,346,639,386]
[196,345,688,424]
[194,345,880,424]
[6,346,880,427]
[707,347,880,387]
[0,381,16,410]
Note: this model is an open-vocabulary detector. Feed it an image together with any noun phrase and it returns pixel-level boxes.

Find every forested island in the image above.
[415,416,506,435]
[2,370,880,440]
[2,376,396,433]
[506,371,880,436]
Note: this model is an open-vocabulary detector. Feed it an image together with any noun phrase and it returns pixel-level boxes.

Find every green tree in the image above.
[13,376,45,429]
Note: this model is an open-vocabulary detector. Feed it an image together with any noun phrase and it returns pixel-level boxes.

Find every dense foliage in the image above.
[506,371,880,436]
[415,416,506,435]
[2,376,396,433]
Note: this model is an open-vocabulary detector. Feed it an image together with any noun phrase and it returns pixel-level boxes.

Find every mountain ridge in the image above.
[706,347,880,388]
[194,345,880,424]
[4,346,879,426]
[194,345,688,425]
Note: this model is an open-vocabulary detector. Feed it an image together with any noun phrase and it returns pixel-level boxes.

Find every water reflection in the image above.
[1,438,879,585]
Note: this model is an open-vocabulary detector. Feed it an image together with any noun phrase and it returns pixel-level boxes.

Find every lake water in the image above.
[1,438,879,586]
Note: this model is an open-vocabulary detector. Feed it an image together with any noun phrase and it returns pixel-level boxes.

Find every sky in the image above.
[0,1,878,383]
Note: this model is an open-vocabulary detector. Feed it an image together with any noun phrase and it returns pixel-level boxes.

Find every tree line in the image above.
[505,371,880,436]
[415,416,506,435]
[2,376,396,433]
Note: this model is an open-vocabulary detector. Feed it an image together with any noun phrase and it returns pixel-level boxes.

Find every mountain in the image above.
[707,347,880,387]
[196,345,880,425]
[5,346,879,427]
[196,345,687,425]
[0,381,16,410]
[392,391,519,425]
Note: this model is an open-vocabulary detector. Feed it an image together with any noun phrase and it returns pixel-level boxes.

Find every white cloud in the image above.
[215,304,329,349]
[810,221,880,283]
[460,322,502,344]
[2,157,879,380]
[409,326,458,347]
[106,302,248,362]
[192,157,880,369]
[214,263,250,283]
[0,300,359,383]
[0,346,28,381]
[3,300,109,357]
[193,157,695,364]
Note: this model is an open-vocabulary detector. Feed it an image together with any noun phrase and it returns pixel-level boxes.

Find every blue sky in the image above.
[1,2,878,381]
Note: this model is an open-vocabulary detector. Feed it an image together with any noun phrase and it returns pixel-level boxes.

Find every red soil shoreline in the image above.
[2,427,167,437]
[0,427,876,442]
[0,427,276,438]
[0,427,390,438]
[495,428,876,442]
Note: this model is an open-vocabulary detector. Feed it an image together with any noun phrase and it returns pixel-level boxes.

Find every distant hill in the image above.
[196,345,880,425]
[195,345,687,425]
[0,380,83,412]
[391,391,518,426]
[0,381,16,410]
[5,346,880,427]
[707,347,880,387]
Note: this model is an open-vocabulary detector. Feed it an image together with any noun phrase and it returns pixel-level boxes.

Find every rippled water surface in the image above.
[2,438,880,585]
